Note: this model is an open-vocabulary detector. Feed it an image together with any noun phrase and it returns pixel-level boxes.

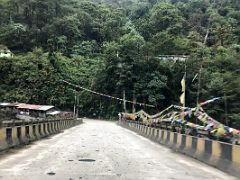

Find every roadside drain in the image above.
[78,159,96,162]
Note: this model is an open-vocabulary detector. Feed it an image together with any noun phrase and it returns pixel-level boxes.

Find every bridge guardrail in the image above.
[119,120,240,178]
[0,118,82,152]
[0,128,8,150]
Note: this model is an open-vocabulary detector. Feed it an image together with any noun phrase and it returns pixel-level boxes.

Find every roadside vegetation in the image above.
[0,0,239,127]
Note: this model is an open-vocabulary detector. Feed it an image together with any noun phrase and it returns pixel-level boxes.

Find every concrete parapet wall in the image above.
[44,123,50,136]
[119,120,240,178]
[48,122,54,134]
[40,123,45,137]
[34,124,41,139]
[0,119,81,152]
[54,122,58,132]
[29,125,35,141]
[0,128,8,151]
[12,127,20,147]
[21,126,29,144]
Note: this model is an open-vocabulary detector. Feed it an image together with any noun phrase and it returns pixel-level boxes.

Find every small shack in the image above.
[17,104,56,118]
[0,102,19,110]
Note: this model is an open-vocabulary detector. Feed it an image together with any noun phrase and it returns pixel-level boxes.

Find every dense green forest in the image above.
[0,0,239,127]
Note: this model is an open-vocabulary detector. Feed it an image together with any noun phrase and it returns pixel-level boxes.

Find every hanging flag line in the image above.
[199,97,221,106]
[61,80,155,108]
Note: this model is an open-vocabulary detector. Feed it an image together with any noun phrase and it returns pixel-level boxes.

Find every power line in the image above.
[61,80,155,108]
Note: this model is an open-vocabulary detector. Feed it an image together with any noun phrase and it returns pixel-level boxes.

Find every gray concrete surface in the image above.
[0,119,237,180]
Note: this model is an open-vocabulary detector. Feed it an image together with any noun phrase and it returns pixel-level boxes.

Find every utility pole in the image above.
[99,97,102,119]
[184,59,187,107]
[196,65,203,106]
[123,90,126,112]
[76,93,79,118]
[73,92,76,117]
[224,92,228,125]
[132,90,136,113]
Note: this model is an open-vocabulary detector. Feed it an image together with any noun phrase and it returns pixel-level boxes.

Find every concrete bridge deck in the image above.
[0,119,236,180]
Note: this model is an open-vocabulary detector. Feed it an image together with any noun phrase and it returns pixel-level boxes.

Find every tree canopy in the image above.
[0,0,240,127]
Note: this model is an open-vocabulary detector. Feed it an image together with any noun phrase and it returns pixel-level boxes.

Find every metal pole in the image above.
[184,60,187,107]
[99,97,102,119]
[123,90,126,112]
[76,93,79,118]
[196,65,202,106]
[224,92,228,125]
[73,92,76,117]
[132,90,136,113]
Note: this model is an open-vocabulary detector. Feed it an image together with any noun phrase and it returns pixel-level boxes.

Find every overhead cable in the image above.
[61,80,155,108]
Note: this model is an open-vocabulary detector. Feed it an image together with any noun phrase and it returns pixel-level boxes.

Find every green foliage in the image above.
[0,0,240,126]
[149,3,183,34]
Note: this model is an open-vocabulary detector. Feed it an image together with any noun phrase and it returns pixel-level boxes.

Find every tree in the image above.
[149,3,184,35]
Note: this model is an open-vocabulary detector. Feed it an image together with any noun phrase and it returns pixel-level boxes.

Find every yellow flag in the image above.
[181,73,186,92]
[180,73,186,106]
[180,92,185,106]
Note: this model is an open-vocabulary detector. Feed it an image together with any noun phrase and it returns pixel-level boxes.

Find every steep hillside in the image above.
[0,0,239,126]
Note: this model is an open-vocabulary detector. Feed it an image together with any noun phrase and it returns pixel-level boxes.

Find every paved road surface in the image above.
[0,119,236,180]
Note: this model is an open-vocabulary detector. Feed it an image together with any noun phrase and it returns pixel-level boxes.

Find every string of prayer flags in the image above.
[61,79,155,108]
[199,97,221,106]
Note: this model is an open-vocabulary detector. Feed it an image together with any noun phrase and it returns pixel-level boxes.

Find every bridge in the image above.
[0,119,237,180]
